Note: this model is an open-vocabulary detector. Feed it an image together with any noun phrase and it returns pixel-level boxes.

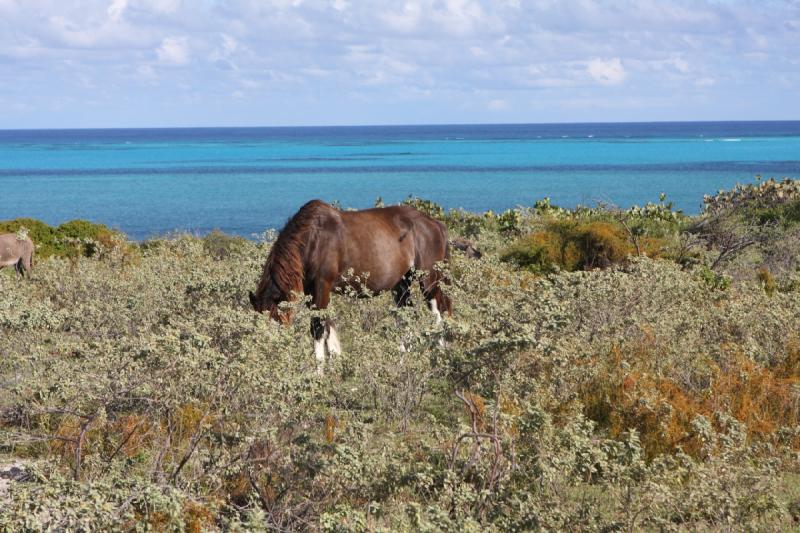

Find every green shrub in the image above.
[402,196,445,220]
[703,178,800,235]
[444,209,485,238]
[500,231,562,274]
[56,219,113,241]
[202,230,247,260]
[695,265,731,291]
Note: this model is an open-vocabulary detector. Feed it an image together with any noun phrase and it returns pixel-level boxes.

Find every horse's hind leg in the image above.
[420,270,452,324]
[391,271,416,352]
[15,260,24,278]
[392,271,414,307]
[21,252,32,277]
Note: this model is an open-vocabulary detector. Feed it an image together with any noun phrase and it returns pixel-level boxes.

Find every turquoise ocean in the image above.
[1,122,799,240]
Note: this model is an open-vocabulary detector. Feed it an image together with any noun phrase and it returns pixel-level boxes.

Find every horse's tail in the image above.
[435,218,450,272]
[435,221,453,315]
[442,236,452,285]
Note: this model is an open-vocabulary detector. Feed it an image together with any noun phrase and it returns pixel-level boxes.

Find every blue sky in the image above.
[0,0,798,128]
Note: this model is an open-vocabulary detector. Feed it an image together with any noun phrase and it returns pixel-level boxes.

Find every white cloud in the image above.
[380,1,422,33]
[433,0,491,36]
[108,0,129,21]
[380,0,502,36]
[487,98,509,111]
[140,0,182,14]
[157,36,189,65]
[586,57,626,85]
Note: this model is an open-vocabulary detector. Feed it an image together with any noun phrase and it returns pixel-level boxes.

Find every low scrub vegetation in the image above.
[1,178,799,530]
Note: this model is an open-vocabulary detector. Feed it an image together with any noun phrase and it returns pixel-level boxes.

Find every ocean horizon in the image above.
[2,120,799,240]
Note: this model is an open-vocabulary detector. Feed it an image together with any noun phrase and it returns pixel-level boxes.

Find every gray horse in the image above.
[0,234,34,277]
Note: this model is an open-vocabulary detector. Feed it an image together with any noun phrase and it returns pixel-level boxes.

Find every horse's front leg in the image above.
[326,320,341,357]
[310,316,327,375]
[310,279,334,375]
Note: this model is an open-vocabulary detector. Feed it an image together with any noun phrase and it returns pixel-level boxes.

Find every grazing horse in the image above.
[0,234,34,277]
[250,200,452,373]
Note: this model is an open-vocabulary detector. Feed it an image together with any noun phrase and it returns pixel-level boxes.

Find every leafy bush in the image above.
[695,265,732,291]
[202,230,248,260]
[704,177,800,215]
[401,196,446,219]
[500,231,563,274]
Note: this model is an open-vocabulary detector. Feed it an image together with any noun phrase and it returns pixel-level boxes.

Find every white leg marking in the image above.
[430,298,443,325]
[326,324,341,356]
[314,337,326,375]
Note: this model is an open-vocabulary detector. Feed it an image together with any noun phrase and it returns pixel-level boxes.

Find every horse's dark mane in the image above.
[256,200,332,298]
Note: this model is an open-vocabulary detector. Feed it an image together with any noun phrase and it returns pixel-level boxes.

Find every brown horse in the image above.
[0,234,34,277]
[250,200,452,373]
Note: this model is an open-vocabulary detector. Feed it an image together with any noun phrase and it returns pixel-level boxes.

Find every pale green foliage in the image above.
[1,189,800,530]
[704,177,800,214]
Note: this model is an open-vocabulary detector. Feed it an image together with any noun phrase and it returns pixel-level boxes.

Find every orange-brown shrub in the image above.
[756,266,777,296]
[575,221,632,269]
[182,500,217,533]
[500,230,571,274]
[111,414,153,458]
[325,413,337,444]
[639,235,670,259]
[501,219,635,273]
[582,337,800,459]
[461,391,487,431]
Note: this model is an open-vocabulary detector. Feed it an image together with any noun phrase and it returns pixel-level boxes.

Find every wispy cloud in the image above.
[157,36,189,65]
[586,58,626,86]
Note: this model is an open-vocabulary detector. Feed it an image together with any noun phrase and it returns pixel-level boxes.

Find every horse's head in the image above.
[249,278,295,324]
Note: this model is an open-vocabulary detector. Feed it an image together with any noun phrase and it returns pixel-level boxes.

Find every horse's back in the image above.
[326,205,445,290]
[0,234,32,267]
[381,206,448,268]
[342,205,447,262]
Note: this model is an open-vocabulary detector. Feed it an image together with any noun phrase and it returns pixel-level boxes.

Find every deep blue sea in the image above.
[1,122,799,240]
